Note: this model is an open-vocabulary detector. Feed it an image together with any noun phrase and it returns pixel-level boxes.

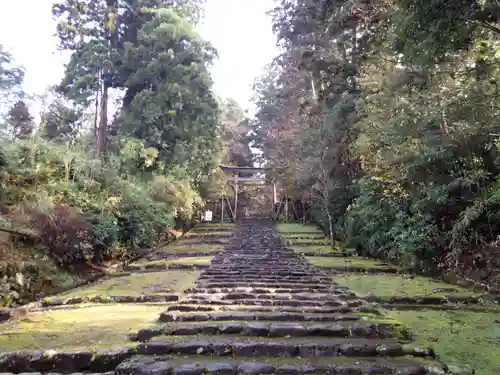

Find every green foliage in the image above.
[0,45,24,105]
[0,136,201,265]
[253,0,500,287]
[0,1,227,306]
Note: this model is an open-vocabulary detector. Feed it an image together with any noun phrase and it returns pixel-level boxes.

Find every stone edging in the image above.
[365,295,489,305]
[297,251,358,257]
[144,251,222,260]
[0,348,134,373]
[318,266,400,274]
[41,294,179,307]
[115,358,472,375]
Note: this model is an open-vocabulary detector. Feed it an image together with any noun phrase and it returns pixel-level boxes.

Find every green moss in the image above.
[197,223,235,229]
[185,231,232,237]
[0,304,164,351]
[307,256,394,270]
[387,309,500,374]
[281,233,325,239]
[276,223,323,234]
[58,270,200,298]
[166,256,213,265]
[177,237,230,245]
[160,243,223,254]
[284,238,328,245]
[129,256,213,268]
[334,274,480,298]
[291,245,355,254]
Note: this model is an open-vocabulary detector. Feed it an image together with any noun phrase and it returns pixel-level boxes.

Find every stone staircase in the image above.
[120,219,466,375]
[0,219,472,374]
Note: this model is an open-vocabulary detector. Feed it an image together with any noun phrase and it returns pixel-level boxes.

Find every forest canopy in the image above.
[251,0,500,287]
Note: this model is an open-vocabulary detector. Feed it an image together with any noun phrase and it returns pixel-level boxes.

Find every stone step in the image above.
[184,292,358,301]
[210,259,298,262]
[158,311,366,323]
[201,269,322,275]
[184,287,347,294]
[179,298,365,308]
[41,294,179,307]
[199,271,327,276]
[130,321,407,342]
[116,356,464,375]
[135,337,435,358]
[166,304,380,314]
[200,271,323,277]
[196,282,338,289]
[207,265,309,270]
[197,277,332,284]
[145,252,222,259]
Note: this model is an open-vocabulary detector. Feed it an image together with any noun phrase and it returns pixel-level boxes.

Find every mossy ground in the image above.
[276,223,323,234]
[334,274,480,298]
[335,272,500,374]
[388,309,500,374]
[184,231,233,238]
[156,243,223,254]
[306,256,394,270]
[177,237,230,245]
[128,256,213,269]
[0,304,165,351]
[57,270,200,298]
[284,238,329,245]
[197,223,235,229]
[291,245,356,254]
[281,233,325,239]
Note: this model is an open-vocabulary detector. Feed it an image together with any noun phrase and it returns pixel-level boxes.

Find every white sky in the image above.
[0,0,278,114]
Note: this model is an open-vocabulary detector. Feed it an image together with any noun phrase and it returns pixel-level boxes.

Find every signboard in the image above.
[203,210,213,222]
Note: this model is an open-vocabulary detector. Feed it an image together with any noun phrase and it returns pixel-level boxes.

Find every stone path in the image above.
[0,219,474,374]
[122,219,469,375]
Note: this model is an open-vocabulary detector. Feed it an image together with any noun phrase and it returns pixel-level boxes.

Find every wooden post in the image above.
[234,173,239,220]
[273,183,277,204]
[221,195,224,223]
[285,193,289,222]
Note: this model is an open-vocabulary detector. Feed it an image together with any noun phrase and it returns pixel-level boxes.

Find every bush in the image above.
[33,203,96,265]
[113,181,174,249]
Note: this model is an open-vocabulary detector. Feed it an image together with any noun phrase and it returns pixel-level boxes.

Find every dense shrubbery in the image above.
[0,136,201,266]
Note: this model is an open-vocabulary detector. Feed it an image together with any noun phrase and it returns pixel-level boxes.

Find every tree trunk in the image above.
[98,74,109,157]
[326,207,334,249]
[93,78,100,139]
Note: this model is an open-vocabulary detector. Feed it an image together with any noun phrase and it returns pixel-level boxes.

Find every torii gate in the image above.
[218,164,284,221]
